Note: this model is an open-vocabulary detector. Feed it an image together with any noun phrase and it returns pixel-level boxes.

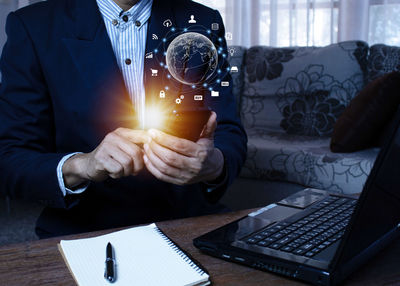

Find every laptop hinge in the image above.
[331,226,400,285]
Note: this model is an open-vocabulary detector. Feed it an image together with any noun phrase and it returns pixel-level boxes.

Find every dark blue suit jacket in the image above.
[0,0,247,238]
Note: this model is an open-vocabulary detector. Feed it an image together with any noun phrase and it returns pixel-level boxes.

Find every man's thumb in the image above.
[200,111,217,139]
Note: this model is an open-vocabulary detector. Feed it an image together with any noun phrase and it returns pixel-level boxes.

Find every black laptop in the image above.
[194,109,400,285]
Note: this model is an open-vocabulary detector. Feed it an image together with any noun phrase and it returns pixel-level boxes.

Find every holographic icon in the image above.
[226,32,233,41]
[231,66,239,73]
[211,91,220,97]
[221,81,229,87]
[152,34,158,40]
[166,32,218,85]
[228,48,235,57]
[163,19,172,27]
[194,95,203,101]
[151,69,158,76]
[146,52,153,59]
[211,23,219,30]
[159,90,166,98]
[175,95,185,104]
[188,15,197,24]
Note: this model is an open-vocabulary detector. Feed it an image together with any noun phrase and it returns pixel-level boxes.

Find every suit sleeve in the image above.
[0,12,77,209]
[202,10,248,203]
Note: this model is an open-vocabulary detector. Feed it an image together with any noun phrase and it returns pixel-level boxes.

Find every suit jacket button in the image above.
[122,15,129,22]
[112,19,118,26]
[125,58,132,65]
[135,20,141,27]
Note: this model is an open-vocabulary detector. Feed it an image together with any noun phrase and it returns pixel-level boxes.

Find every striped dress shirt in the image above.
[57,0,153,196]
[97,0,153,127]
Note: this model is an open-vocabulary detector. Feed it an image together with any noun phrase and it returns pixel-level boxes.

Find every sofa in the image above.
[1,41,399,245]
[223,41,400,208]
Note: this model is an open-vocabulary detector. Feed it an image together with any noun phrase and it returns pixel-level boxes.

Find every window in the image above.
[369,1,400,45]
[193,0,400,47]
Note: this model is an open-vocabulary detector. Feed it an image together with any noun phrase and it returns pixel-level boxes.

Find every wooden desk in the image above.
[0,209,399,286]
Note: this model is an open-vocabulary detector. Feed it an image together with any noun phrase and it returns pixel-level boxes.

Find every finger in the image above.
[148,129,200,157]
[105,144,134,177]
[102,156,124,179]
[131,150,144,175]
[147,139,198,169]
[200,111,217,139]
[143,142,187,178]
[115,128,150,144]
[114,135,144,174]
[143,154,184,185]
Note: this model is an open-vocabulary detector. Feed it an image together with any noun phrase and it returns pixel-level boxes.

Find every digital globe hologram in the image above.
[166,32,218,85]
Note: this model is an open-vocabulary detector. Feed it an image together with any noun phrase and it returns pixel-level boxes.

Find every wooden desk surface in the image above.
[0,209,399,286]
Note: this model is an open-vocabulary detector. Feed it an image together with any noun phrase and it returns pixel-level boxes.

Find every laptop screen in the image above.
[333,108,400,266]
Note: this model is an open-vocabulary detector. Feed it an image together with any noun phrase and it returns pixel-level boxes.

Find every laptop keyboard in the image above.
[244,196,357,258]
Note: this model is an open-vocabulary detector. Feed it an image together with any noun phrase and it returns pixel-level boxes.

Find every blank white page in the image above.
[59,223,209,286]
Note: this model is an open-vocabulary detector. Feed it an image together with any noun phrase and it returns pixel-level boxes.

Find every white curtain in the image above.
[1,0,400,54]
[194,0,400,47]
[223,0,262,47]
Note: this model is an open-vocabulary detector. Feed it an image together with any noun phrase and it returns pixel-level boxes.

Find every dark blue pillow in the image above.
[331,71,400,152]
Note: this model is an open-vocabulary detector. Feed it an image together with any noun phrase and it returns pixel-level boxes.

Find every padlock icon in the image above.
[159,90,165,98]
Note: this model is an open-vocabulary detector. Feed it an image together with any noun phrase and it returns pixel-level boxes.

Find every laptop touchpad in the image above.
[253,204,300,222]
[277,188,328,209]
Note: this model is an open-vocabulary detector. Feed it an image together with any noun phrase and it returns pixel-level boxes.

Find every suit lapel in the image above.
[62,0,124,90]
[62,0,180,131]
[62,0,137,131]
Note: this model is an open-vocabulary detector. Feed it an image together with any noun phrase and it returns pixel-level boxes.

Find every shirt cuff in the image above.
[57,152,89,197]
[203,162,228,193]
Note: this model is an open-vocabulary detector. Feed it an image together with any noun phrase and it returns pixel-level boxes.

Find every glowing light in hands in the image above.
[143,105,167,130]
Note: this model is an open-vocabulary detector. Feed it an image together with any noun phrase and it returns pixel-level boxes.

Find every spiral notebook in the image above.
[58,223,210,286]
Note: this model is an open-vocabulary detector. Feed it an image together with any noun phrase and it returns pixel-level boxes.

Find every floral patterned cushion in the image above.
[241,129,379,194]
[368,44,400,82]
[241,41,368,137]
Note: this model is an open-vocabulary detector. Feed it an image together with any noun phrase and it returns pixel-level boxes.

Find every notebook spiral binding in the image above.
[155,226,207,276]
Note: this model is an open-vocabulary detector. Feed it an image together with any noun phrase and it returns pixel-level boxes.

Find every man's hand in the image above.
[62,128,149,189]
[143,112,224,185]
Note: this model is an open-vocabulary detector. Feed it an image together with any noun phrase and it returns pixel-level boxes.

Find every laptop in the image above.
[194,109,400,285]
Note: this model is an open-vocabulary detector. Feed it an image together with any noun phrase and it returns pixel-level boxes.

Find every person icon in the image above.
[188,15,197,24]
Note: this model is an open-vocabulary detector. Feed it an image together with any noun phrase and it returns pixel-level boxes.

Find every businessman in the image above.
[0,0,247,238]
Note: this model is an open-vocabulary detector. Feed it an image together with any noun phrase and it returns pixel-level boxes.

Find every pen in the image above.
[104,242,116,283]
